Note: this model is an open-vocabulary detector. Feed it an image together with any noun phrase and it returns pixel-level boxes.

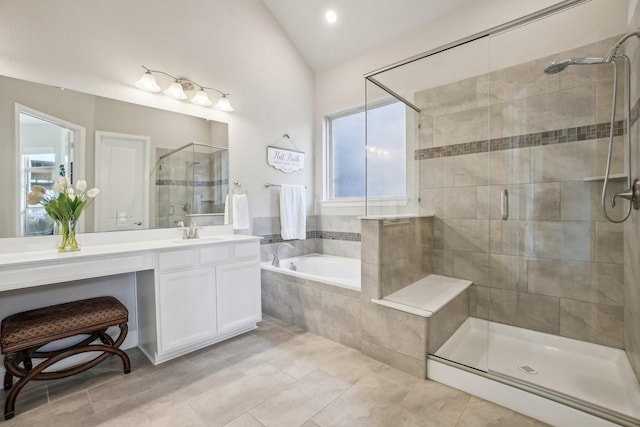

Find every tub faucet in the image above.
[272,242,294,267]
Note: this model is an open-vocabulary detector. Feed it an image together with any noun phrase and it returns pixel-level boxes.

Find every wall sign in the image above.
[267,146,305,173]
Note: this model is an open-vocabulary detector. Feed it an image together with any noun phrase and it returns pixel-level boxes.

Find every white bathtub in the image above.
[260,254,360,291]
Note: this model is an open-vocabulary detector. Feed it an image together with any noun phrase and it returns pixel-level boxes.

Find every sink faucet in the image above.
[181,220,200,239]
[272,242,294,267]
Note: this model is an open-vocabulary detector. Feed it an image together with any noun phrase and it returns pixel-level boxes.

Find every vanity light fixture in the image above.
[135,66,233,111]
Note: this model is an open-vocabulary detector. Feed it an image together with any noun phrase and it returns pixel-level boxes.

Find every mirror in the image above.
[1,74,229,238]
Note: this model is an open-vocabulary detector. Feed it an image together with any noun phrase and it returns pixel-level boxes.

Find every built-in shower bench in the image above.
[371,274,472,361]
[371,274,471,318]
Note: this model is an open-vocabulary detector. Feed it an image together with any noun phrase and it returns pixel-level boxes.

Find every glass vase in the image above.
[58,218,80,252]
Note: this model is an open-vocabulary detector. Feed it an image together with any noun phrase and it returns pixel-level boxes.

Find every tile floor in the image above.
[1,316,550,426]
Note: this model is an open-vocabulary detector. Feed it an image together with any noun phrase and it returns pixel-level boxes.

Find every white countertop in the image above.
[0,230,261,269]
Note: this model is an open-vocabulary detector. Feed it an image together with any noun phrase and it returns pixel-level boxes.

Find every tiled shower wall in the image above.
[254,215,361,261]
[418,36,628,348]
[625,4,640,382]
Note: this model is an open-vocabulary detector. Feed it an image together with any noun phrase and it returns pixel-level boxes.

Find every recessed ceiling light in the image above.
[325,10,337,24]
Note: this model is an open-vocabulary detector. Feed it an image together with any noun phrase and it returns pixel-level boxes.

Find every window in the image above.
[327,101,406,200]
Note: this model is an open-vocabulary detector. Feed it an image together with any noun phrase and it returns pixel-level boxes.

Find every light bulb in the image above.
[191,89,212,106]
[164,81,187,100]
[135,71,161,92]
[214,95,234,112]
[326,10,337,24]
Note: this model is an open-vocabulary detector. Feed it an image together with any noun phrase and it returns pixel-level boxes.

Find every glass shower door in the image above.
[484,4,636,420]
[366,35,493,373]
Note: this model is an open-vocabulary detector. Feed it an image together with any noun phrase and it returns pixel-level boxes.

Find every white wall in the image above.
[314,0,627,215]
[0,0,314,225]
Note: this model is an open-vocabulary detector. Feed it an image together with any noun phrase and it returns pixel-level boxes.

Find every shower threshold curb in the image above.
[427,355,638,427]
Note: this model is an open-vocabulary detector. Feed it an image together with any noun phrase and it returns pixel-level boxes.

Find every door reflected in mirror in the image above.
[17,105,85,237]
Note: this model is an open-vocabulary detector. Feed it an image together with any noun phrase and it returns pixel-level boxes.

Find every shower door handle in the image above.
[501,189,509,220]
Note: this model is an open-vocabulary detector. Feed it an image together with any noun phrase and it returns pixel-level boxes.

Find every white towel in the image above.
[280,184,306,240]
[223,194,229,225]
[232,194,250,230]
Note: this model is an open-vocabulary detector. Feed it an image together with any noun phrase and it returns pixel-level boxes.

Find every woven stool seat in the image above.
[1,296,130,420]
[1,297,128,353]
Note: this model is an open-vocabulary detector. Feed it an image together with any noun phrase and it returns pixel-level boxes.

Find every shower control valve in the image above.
[612,178,640,210]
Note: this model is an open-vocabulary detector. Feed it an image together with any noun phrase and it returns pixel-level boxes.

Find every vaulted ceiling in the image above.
[261,0,478,70]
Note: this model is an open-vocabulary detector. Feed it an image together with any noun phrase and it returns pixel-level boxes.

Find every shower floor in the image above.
[433,317,640,422]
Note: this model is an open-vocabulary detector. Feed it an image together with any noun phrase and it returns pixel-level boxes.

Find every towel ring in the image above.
[232,180,246,194]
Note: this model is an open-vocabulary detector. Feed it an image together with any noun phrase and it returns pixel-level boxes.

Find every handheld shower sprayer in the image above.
[543,30,640,223]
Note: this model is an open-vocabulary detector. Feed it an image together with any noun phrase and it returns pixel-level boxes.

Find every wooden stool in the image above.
[1,296,131,420]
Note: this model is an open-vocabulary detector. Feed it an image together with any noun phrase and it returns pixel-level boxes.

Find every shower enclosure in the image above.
[156,142,228,228]
[364,0,640,425]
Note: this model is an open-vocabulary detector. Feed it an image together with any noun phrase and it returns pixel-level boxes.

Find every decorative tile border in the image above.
[155,179,229,187]
[415,120,625,160]
[260,231,361,245]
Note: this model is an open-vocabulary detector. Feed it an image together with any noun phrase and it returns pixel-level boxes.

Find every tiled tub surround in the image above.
[262,216,461,378]
[417,36,628,350]
[261,261,363,351]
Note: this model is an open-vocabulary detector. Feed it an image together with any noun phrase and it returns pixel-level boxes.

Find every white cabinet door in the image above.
[215,260,261,335]
[158,267,216,353]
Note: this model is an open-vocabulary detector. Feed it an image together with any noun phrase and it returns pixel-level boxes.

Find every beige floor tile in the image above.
[315,346,383,384]
[0,380,48,418]
[223,412,265,427]
[0,319,553,427]
[311,367,415,426]
[5,391,94,427]
[381,380,471,427]
[137,361,243,422]
[249,369,351,426]
[189,364,295,427]
[79,396,151,427]
[457,399,537,427]
[149,406,209,427]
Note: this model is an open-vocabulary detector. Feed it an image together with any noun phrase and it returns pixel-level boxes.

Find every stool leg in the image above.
[23,355,32,371]
[3,369,12,391]
[118,324,131,374]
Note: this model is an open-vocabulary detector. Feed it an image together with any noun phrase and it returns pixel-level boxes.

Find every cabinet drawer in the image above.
[158,249,196,271]
[201,245,232,265]
[234,242,259,260]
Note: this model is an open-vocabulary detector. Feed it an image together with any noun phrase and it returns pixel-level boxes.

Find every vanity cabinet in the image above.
[149,240,261,364]
[157,267,216,354]
[216,260,261,334]
[0,232,262,368]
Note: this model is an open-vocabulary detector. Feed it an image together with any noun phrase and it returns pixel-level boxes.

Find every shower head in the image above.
[544,59,572,74]
[543,57,609,74]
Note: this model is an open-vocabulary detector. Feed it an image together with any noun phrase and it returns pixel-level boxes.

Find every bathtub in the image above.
[261,253,362,350]
[260,254,360,291]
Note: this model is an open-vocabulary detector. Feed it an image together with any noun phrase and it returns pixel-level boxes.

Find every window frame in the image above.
[322,101,410,206]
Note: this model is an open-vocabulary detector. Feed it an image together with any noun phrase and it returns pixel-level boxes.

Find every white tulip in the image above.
[31,185,46,194]
[26,191,44,205]
[54,183,63,192]
[58,176,71,189]
[76,180,87,192]
[87,188,100,198]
